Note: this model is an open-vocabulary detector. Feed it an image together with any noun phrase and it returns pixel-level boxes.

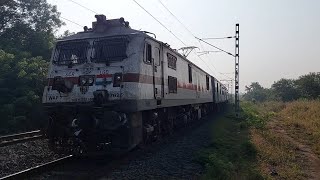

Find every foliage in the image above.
[243,72,320,102]
[0,50,48,134]
[0,0,63,134]
[240,101,285,129]
[241,101,267,128]
[196,109,263,180]
[0,0,63,59]
[243,82,271,102]
[272,78,300,101]
[295,73,320,99]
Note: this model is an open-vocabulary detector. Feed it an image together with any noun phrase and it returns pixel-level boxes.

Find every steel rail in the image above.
[0,130,44,147]
[0,155,74,180]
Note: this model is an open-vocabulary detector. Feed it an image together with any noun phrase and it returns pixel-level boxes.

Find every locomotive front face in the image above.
[43,36,135,105]
[42,32,145,153]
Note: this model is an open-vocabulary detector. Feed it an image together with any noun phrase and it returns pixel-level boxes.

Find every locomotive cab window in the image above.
[91,37,128,62]
[188,64,192,83]
[168,76,177,93]
[145,43,152,64]
[53,41,89,65]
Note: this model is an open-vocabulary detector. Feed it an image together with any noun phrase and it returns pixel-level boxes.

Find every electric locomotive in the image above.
[42,15,228,154]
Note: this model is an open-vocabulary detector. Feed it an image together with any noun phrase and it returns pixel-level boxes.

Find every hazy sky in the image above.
[48,0,320,92]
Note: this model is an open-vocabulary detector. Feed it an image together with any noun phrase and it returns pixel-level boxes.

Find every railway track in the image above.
[0,130,44,147]
[0,155,73,180]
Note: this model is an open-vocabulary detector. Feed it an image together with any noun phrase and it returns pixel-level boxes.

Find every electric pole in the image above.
[235,24,240,117]
[197,24,240,116]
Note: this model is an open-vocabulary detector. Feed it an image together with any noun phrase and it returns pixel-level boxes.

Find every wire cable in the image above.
[196,37,235,57]
[61,16,84,27]
[133,0,233,81]
[132,0,187,46]
[157,0,233,58]
[157,0,196,37]
[156,0,234,79]
[201,36,236,40]
[65,0,99,14]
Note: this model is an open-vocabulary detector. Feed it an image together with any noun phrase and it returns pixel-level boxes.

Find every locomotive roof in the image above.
[57,15,227,91]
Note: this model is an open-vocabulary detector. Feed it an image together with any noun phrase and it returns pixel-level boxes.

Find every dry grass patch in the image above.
[280,100,320,156]
[244,100,320,179]
[251,127,305,179]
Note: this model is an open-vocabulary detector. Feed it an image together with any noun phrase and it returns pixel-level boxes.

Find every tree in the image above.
[0,50,48,134]
[0,0,63,134]
[0,0,63,59]
[271,78,300,102]
[296,72,320,99]
[243,82,270,102]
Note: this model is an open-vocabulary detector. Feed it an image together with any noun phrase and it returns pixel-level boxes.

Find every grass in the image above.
[197,100,320,179]
[242,101,306,179]
[243,100,320,179]
[279,100,320,156]
[250,128,305,179]
[196,107,263,180]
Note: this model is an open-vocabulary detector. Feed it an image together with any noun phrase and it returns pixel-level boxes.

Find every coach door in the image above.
[152,42,163,100]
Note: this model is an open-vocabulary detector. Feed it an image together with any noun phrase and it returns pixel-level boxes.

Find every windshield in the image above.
[53,41,89,65]
[91,36,128,62]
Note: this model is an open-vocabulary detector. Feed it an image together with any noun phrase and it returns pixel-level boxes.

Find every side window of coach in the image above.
[167,53,177,70]
[216,83,219,93]
[188,64,192,83]
[168,76,177,93]
[145,43,152,64]
[206,75,209,90]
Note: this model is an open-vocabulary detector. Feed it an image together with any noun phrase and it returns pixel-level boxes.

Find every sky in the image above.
[48,0,320,92]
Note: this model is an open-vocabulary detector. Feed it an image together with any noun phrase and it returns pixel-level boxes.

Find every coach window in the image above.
[216,83,219,93]
[168,76,177,93]
[206,75,209,90]
[145,43,152,64]
[167,53,177,70]
[188,64,192,83]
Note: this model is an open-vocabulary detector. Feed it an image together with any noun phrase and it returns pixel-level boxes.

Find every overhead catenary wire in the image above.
[65,0,99,14]
[60,16,84,27]
[133,1,218,78]
[157,0,217,73]
[201,36,236,40]
[156,0,234,80]
[132,0,187,46]
[219,72,233,80]
[132,0,209,74]
[157,0,196,37]
[157,0,234,58]
[196,37,235,57]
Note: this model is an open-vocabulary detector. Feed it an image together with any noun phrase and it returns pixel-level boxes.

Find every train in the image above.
[42,15,228,154]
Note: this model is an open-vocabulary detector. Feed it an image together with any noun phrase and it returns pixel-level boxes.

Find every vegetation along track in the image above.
[0,155,73,180]
[0,130,43,147]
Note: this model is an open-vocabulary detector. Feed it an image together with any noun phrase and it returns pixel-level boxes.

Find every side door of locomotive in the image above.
[152,42,163,100]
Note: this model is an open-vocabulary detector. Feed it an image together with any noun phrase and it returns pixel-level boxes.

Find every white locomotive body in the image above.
[43,15,228,153]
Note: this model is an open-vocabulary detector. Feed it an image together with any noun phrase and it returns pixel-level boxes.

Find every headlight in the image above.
[81,78,87,85]
[88,77,94,84]
[79,75,95,86]
[113,73,122,87]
